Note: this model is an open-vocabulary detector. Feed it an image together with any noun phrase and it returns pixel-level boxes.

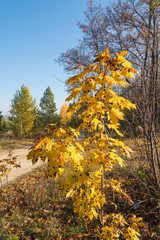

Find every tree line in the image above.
[0,85,73,139]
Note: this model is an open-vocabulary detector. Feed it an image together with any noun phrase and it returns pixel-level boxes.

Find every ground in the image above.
[0,143,43,185]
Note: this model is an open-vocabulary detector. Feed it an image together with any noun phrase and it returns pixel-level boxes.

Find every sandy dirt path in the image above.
[0,148,43,185]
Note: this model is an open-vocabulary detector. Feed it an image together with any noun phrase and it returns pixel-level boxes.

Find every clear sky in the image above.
[0,0,109,116]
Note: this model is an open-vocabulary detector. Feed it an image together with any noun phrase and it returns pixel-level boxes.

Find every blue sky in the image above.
[0,0,109,116]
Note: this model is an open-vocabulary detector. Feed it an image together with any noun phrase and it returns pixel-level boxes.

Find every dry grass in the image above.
[0,166,87,240]
[0,137,159,239]
[0,139,34,150]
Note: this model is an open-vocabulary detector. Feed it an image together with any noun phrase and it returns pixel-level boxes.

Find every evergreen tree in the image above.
[0,111,10,133]
[0,111,3,131]
[39,86,59,127]
[10,85,37,138]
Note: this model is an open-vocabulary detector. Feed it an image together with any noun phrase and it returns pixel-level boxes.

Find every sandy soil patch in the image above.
[0,148,43,185]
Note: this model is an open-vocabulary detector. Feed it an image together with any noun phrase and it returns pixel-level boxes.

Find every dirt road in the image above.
[0,148,43,185]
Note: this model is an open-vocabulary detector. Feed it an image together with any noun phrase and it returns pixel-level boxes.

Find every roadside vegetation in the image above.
[0,143,159,239]
[0,139,33,151]
[0,167,87,240]
[0,0,160,239]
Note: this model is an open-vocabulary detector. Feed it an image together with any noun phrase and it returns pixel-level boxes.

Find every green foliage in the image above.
[38,86,59,127]
[10,85,37,138]
[0,112,8,133]
[28,49,144,239]
[0,112,3,131]
[138,170,147,180]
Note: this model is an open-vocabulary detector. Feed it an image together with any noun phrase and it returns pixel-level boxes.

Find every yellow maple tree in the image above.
[28,48,144,239]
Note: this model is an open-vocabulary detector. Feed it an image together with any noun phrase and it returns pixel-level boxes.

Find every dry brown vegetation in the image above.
[0,139,33,151]
[0,137,159,239]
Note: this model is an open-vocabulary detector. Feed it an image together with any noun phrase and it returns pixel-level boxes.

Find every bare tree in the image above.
[57,0,160,189]
[105,0,160,189]
[57,1,108,73]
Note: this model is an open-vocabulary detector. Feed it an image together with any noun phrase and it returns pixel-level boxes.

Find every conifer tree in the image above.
[39,86,59,127]
[0,112,11,133]
[10,85,37,138]
[0,111,4,132]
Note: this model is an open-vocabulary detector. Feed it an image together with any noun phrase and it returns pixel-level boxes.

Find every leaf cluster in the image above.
[0,152,20,183]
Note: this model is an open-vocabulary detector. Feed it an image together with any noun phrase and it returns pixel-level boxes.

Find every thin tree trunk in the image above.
[20,120,23,139]
[100,166,104,226]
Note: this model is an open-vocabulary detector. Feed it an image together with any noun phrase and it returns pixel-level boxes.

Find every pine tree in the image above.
[0,111,3,132]
[10,85,37,138]
[0,112,9,132]
[39,86,59,127]
[0,112,11,133]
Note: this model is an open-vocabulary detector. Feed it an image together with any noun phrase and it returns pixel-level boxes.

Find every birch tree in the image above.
[10,85,37,138]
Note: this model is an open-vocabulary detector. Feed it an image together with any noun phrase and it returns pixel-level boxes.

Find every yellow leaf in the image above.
[33,228,42,233]
[108,108,124,124]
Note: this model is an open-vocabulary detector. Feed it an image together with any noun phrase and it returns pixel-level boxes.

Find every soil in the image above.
[0,147,43,185]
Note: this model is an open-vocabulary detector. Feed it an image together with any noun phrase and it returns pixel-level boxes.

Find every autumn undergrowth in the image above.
[114,137,160,239]
[0,166,88,240]
[0,137,159,240]
[0,156,159,239]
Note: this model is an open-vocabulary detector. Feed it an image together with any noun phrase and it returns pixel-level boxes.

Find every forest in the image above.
[0,0,160,239]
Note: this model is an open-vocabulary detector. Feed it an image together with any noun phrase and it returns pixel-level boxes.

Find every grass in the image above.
[0,138,34,150]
